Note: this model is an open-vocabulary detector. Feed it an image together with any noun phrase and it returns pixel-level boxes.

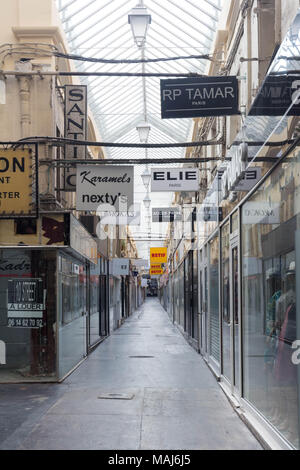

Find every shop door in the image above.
[184,253,193,336]
[228,237,241,395]
[200,264,208,358]
[121,276,125,318]
[100,275,107,336]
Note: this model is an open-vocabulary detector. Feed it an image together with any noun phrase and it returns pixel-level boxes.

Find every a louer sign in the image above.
[160,76,239,119]
[76,165,134,211]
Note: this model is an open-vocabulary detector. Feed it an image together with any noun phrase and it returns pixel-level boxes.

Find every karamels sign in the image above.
[0,149,34,217]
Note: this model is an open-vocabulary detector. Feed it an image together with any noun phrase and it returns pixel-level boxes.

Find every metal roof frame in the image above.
[56,0,223,247]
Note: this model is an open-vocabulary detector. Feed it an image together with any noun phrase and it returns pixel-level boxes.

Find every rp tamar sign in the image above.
[160,76,239,119]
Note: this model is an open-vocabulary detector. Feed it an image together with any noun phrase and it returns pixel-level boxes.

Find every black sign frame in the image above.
[249,75,300,116]
[160,76,239,119]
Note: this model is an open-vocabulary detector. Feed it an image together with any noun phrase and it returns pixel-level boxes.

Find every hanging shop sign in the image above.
[150,267,163,275]
[220,143,248,200]
[69,214,98,264]
[242,202,280,225]
[97,203,140,225]
[7,278,45,328]
[249,76,300,116]
[215,167,262,191]
[150,263,163,270]
[152,207,182,222]
[0,149,36,218]
[234,167,262,191]
[132,259,148,268]
[64,85,87,191]
[160,76,239,119]
[151,168,198,192]
[150,247,167,263]
[197,206,223,222]
[110,258,130,276]
[76,165,134,211]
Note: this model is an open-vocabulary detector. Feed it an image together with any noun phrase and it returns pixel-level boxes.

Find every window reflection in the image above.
[242,149,300,449]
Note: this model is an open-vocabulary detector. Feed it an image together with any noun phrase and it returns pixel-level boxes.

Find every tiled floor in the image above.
[0,298,262,450]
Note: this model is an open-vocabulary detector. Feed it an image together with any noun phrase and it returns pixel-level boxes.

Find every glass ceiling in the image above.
[56,0,223,260]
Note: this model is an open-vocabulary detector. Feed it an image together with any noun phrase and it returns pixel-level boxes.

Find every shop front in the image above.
[240,147,300,449]
[0,213,99,382]
[160,10,300,448]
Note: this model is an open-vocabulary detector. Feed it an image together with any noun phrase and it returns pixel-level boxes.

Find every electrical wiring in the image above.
[0,43,217,70]
[53,51,213,64]
[13,135,295,149]
[14,135,223,148]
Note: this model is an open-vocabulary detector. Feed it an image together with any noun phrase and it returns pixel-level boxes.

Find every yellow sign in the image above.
[150,267,163,275]
[150,263,162,269]
[0,149,33,217]
[150,247,167,263]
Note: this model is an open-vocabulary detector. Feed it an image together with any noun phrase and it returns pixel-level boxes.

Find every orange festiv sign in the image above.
[150,247,167,264]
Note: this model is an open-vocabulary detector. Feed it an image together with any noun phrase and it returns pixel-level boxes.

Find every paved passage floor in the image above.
[0,298,262,450]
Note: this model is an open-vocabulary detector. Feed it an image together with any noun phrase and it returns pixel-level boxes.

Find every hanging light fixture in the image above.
[143,191,151,209]
[128,3,151,48]
[136,121,151,143]
[141,165,151,188]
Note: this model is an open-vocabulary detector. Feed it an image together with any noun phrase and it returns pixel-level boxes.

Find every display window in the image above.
[58,254,87,379]
[0,249,57,382]
[242,149,300,448]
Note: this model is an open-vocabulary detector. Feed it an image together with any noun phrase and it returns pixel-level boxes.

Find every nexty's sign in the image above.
[76,165,134,211]
[160,76,239,119]
[151,168,199,192]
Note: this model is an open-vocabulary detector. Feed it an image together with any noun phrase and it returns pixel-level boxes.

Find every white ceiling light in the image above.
[128,3,151,48]
[136,121,151,143]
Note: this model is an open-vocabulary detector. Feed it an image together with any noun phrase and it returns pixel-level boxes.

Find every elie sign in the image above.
[151,168,198,192]
[160,76,239,119]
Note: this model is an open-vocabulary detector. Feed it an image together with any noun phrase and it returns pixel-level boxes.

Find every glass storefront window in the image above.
[58,254,87,380]
[231,211,239,233]
[193,249,199,340]
[242,149,300,448]
[89,273,100,347]
[221,222,231,381]
[179,263,185,328]
[0,249,57,382]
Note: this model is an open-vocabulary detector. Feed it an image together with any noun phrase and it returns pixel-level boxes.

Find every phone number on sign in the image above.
[7,318,43,328]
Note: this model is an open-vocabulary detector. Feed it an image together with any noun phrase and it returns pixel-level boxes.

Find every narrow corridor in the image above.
[0,298,262,450]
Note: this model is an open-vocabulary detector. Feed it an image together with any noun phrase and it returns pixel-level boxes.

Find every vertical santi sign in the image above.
[64,85,87,191]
